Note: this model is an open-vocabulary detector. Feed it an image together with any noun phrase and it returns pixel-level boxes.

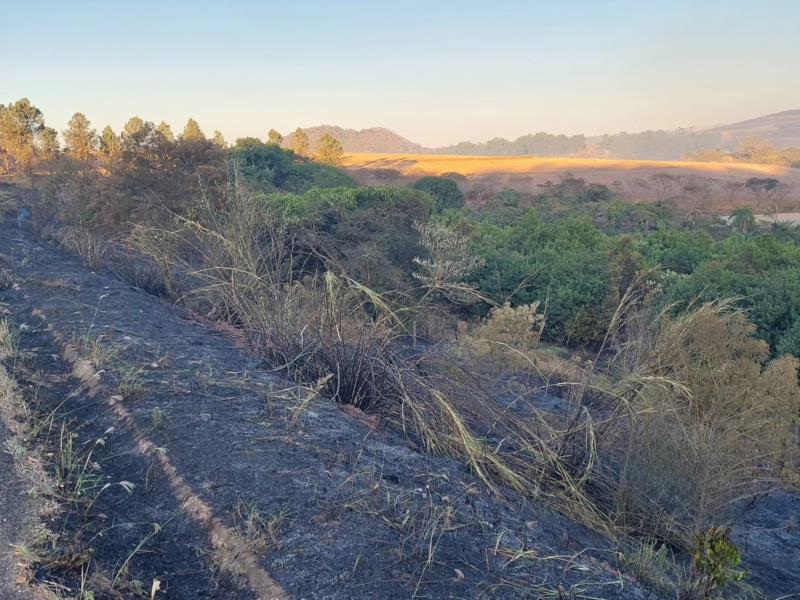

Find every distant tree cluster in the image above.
[435,132,587,157]
[686,136,800,167]
[596,129,723,160]
[432,129,729,160]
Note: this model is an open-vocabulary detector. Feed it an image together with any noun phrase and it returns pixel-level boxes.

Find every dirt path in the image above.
[0,220,654,599]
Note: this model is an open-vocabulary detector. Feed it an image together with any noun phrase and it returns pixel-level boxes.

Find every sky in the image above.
[2,0,799,147]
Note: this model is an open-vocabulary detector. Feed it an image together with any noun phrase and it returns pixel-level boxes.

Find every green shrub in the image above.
[687,527,746,599]
[411,176,465,212]
[469,211,615,346]
[232,141,353,193]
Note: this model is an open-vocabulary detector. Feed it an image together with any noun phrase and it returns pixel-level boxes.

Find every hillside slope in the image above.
[0,215,652,599]
[706,109,800,149]
[283,125,424,153]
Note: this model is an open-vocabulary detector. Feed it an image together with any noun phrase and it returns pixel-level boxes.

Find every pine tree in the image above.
[0,98,45,171]
[123,116,148,139]
[100,125,121,159]
[181,118,205,142]
[212,130,227,148]
[38,127,60,161]
[63,112,97,161]
[156,121,175,141]
[291,127,309,156]
[315,133,343,165]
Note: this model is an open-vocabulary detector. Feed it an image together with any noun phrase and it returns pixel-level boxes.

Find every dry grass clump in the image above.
[57,226,111,269]
[471,301,544,354]
[602,301,800,544]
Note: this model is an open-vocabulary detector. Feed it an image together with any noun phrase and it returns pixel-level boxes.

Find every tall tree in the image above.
[156,121,175,141]
[315,133,343,165]
[122,116,156,153]
[100,125,121,159]
[63,112,97,161]
[181,118,205,142]
[730,207,756,234]
[267,128,283,146]
[745,177,779,209]
[291,127,309,156]
[212,130,227,148]
[0,97,45,171]
[38,127,60,161]
[123,116,148,139]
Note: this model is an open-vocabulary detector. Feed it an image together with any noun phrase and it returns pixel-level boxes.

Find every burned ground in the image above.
[0,220,659,598]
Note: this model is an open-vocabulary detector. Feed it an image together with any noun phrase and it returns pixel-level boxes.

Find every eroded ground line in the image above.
[30,307,287,600]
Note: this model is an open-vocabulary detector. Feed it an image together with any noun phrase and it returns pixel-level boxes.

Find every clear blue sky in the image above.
[2,0,798,146]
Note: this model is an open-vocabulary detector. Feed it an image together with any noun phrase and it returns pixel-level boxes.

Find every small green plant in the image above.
[74,331,120,369]
[118,366,145,400]
[151,406,166,429]
[112,523,163,589]
[73,294,123,368]
[687,527,746,599]
[234,499,288,551]
[55,424,106,508]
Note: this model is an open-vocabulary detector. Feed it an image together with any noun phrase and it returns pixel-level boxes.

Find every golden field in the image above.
[342,152,793,178]
[342,152,800,209]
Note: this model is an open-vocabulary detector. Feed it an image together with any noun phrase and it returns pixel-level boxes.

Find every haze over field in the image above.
[287,110,800,159]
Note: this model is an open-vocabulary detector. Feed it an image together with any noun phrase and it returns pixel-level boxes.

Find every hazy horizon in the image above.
[3,0,799,146]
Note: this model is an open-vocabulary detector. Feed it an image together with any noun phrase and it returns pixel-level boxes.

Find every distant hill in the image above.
[283,125,424,153]
[287,110,800,160]
[705,110,800,149]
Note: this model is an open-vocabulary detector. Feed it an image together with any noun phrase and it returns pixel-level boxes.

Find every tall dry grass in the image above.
[128,179,613,532]
[600,299,800,544]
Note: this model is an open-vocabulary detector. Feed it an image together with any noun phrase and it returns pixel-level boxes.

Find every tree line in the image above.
[0,97,345,174]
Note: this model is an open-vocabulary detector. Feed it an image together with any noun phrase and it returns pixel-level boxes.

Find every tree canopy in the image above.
[181,118,205,142]
[411,176,465,212]
[267,128,283,146]
[315,133,344,165]
[63,112,97,161]
[291,127,310,156]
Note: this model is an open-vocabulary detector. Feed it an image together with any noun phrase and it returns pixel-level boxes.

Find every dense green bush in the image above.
[411,175,465,212]
[260,186,432,291]
[660,235,800,356]
[469,211,616,346]
[232,140,353,193]
[463,197,800,358]
[636,228,714,274]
